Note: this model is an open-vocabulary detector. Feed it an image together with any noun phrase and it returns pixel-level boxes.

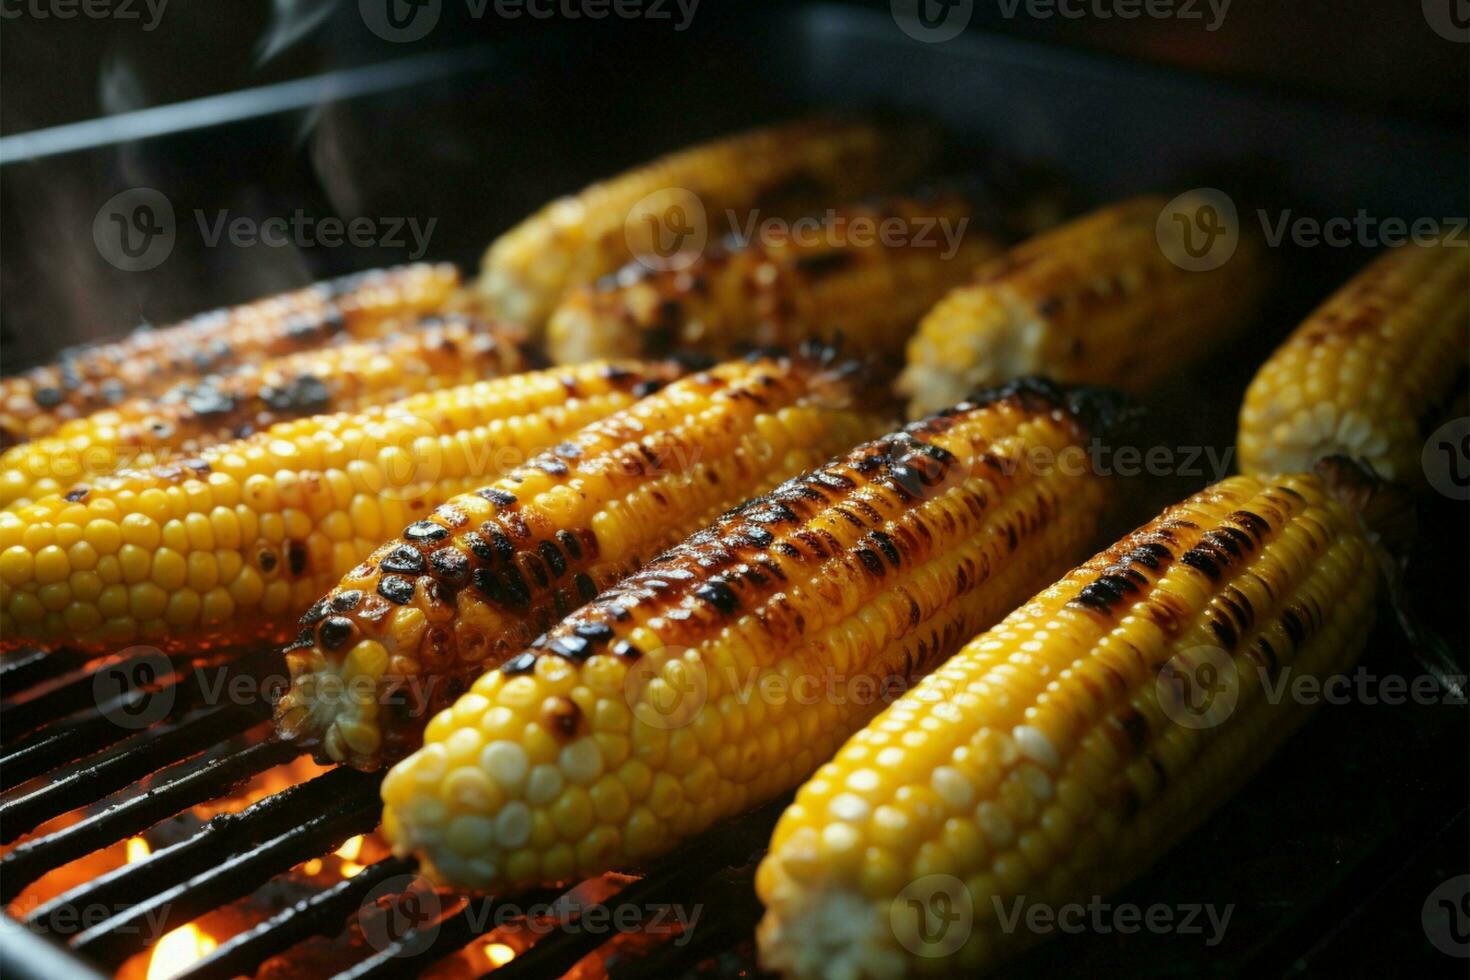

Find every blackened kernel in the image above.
[300,598,331,625]
[332,589,364,612]
[485,526,516,561]
[548,634,591,660]
[64,485,90,502]
[869,530,902,568]
[472,567,504,603]
[381,545,426,575]
[522,554,549,590]
[477,488,518,507]
[611,639,642,660]
[538,540,567,577]
[319,617,355,650]
[574,572,598,601]
[32,386,63,408]
[695,579,740,614]
[429,548,470,583]
[556,529,583,561]
[855,548,885,576]
[534,456,570,477]
[259,550,279,572]
[378,575,415,604]
[501,567,532,608]
[573,621,614,644]
[463,532,494,563]
[287,541,308,576]
[553,442,583,459]
[404,521,449,543]
[502,652,538,675]
[541,696,583,739]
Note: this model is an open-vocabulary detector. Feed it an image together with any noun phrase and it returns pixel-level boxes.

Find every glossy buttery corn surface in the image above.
[900,196,1268,417]
[0,316,529,510]
[476,117,937,330]
[0,264,460,445]
[0,362,677,651]
[756,472,1377,979]
[546,194,1003,363]
[1238,238,1469,481]
[276,352,894,770]
[380,381,1119,892]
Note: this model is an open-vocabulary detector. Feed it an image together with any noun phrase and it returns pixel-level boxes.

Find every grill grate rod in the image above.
[0,647,95,693]
[69,779,383,969]
[0,702,267,831]
[606,867,763,980]
[0,646,282,794]
[0,736,297,903]
[174,856,417,980]
[0,651,190,739]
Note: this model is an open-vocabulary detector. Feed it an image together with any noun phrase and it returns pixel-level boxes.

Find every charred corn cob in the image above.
[0,264,460,445]
[900,195,1268,418]
[756,465,1382,979]
[277,351,893,770]
[380,379,1126,892]
[1239,239,1469,481]
[477,117,938,330]
[546,194,1004,363]
[0,316,530,510]
[0,362,678,651]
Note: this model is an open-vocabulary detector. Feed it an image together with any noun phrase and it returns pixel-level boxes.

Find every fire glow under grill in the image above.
[0,643,774,979]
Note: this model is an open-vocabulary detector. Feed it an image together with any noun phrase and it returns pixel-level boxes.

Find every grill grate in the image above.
[0,644,776,979]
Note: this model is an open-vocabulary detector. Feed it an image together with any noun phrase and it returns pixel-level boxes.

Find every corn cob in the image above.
[0,361,678,651]
[477,117,938,331]
[276,351,894,770]
[380,379,1125,892]
[0,263,460,446]
[755,466,1382,980]
[1239,239,1469,481]
[900,195,1268,418]
[0,316,530,511]
[546,194,1004,364]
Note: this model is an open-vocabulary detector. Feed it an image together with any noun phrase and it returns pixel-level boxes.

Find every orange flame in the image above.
[146,925,216,980]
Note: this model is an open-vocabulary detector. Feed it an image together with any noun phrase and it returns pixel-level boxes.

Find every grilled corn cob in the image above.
[0,263,460,445]
[477,117,938,331]
[277,351,893,770]
[546,194,1004,363]
[756,466,1382,979]
[0,362,677,651]
[380,379,1126,892]
[0,316,530,510]
[1239,239,1469,481]
[900,195,1268,418]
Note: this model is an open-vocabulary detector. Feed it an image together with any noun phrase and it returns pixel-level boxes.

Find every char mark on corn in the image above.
[755,468,1379,980]
[378,379,1121,893]
[276,350,895,770]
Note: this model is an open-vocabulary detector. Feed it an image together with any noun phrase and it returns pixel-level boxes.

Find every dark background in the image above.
[0,6,1466,974]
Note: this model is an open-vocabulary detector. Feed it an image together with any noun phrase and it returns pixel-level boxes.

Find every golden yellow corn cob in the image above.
[0,361,679,651]
[276,351,894,770]
[477,117,938,331]
[380,379,1126,892]
[1239,239,1469,481]
[755,467,1381,979]
[0,263,460,445]
[0,316,530,510]
[900,195,1268,418]
[546,194,1004,363]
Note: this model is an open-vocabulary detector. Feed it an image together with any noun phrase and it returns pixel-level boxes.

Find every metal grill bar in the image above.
[0,653,188,739]
[175,856,417,980]
[70,783,382,968]
[606,868,762,980]
[0,703,266,831]
[0,737,296,902]
[0,647,93,694]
